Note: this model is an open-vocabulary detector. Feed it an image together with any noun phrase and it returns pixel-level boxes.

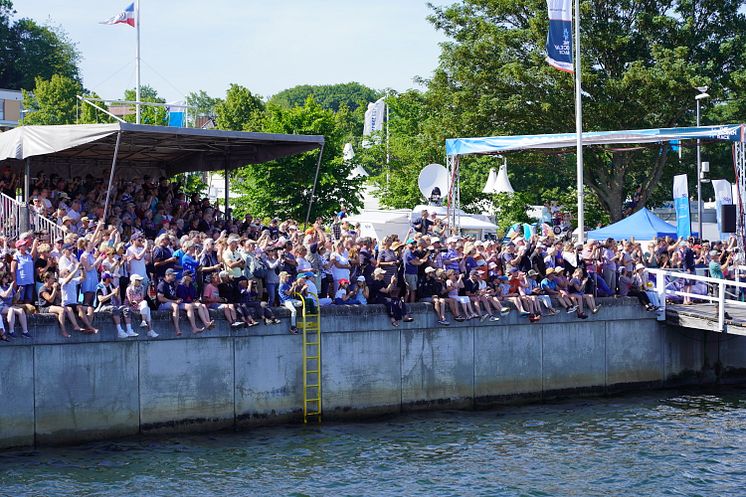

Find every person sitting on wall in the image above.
[125,274,158,338]
[96,272,137,339]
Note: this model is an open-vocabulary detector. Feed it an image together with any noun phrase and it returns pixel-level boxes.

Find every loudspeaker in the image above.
[721,204,737,233]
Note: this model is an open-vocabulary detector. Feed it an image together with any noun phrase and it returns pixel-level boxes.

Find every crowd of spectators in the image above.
[0,170,742,341]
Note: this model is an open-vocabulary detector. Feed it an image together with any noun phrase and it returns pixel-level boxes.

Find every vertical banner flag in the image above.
[546,0,573,72]
[673,174,691,238]
[166,102,186,128]
[712,179,733,239]
[362,97,386,148]
[100,3,136,27]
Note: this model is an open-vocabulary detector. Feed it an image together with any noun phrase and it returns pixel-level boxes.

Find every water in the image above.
[3,389,746,497]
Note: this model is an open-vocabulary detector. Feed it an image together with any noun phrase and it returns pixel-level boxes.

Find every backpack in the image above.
[251,255,268,279]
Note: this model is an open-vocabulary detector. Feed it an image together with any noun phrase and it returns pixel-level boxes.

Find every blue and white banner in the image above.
[673,174,691,239]
[445,124,744,157]
[166,102,186,128]
[546,0,573,73]
[712,179,733,239]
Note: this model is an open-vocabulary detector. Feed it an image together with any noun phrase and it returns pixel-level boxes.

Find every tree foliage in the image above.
[214,84,264,132]
[185,90,220,127]
[230,98,364,221]
[123,85,166,125]
[424,0,746,221]
[21,74,81,125]
[0,1,81,90]
[268,82,380,112]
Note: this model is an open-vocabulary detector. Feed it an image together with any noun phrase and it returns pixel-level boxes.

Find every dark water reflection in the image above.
[2,388,746,497]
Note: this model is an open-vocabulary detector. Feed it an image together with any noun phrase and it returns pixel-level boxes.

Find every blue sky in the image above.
[13,0,448,102]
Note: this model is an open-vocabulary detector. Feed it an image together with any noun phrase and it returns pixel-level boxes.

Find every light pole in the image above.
[695,86,710,240]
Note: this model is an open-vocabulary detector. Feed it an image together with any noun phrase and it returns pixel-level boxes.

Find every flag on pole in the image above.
[673,174,691,238]
[362,97,386,148]
[100,3,136,27]
[545,0,573,73]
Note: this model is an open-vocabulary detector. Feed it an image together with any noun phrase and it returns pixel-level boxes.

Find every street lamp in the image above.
[695,86,710,240]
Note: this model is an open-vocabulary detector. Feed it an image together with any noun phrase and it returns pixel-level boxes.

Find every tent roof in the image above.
[445,124,744,156]
[586,208,677,240]
[0,123,324,176]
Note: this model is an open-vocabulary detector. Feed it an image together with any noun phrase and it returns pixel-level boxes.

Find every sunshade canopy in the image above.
[586,208,677,240]
[445,124,744,157]
[0,123,324,177]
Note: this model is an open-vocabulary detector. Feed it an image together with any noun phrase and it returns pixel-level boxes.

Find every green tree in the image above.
[123,85,166,125]
[21,74,81,125]
[78,92,116,124]
[0,1,81,90]
[185,90,220,127]
[269,82,379,112]
[214,84,264,131]
[230,98,363,221]
[426,0,746,221]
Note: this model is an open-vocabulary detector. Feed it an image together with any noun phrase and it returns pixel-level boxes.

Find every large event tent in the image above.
[586,208,677,240]
[444,124,746,240]
[0,123,325,222]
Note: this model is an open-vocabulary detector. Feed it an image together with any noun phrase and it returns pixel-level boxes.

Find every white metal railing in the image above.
[32,211,67,242]
[648,268,746,332]
[0,192,23,241]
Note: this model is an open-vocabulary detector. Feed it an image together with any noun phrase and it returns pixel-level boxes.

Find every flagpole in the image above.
[574,0,584,244]
[135,0,141,124]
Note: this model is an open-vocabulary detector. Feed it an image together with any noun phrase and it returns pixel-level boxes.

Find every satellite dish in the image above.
[482,168,497,194]
[418,163,450,203]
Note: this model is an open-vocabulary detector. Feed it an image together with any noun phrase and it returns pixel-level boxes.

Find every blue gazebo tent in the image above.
[586,208,678,240]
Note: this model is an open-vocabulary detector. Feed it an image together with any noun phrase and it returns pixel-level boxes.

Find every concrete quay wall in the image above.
[1,298,742,449]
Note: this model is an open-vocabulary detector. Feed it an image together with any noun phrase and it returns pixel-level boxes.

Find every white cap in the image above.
[357,275,366,282]
[424,266,436,273]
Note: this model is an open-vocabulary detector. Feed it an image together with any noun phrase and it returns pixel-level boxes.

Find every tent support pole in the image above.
[305,143,325,230]
[24,158,30,229]
[103,131,122,222]
[224,157,230,221]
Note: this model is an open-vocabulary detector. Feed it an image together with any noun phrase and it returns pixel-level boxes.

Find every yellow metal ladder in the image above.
[297,292,322,423]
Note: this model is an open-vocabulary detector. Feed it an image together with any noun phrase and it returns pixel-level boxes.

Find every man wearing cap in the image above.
[153,235,177,283]
[126,274,158,337]
[97,272,137,339]
[412,209,433,235]
[540,268,573,312]
[223,236,245,278]
[403,238,427,303]
[300,272,332,306]
[157,268,202,336]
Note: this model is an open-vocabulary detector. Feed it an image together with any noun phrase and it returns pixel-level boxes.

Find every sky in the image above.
[13,0,449,103]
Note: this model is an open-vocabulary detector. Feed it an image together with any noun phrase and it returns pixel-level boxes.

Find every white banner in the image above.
[712,179,733,239]
[363,98,386,136]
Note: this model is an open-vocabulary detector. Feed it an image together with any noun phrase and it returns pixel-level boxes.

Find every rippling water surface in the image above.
[3,389,746,496]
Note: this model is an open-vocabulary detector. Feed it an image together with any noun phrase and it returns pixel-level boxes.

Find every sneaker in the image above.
[519,310,530,317]
[437,319,450,326]
[126,330,139,338]
[21,332,32,339]
[454,315,466,322]
[500,307,511,314]
[578,313,589,320]
[567,306,578,313]
[490,315,500,321]
[7,332,16,339]
[140,320,148,328]
[289,326,299,335]
[117,330,129,339]
[592,305,601,314]
[147,330,159,338]
[480,314,489,322]
[231,321,244,328]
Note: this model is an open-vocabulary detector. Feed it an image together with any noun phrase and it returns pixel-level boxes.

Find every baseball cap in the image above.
[357,275,366,282]
[424,266,436,274]
[131,274,144,281]
[165,268,177,276]
[339,278,350,285]
[373,268,386,276]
